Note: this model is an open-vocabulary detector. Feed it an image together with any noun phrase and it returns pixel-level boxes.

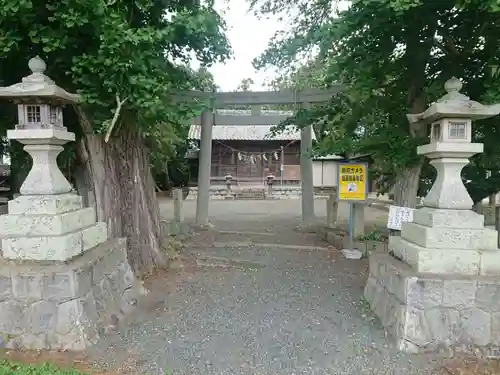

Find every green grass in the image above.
[0,361,87,375]
[0,360,174,375]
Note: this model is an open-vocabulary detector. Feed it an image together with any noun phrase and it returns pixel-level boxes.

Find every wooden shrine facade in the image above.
[188,109,312,185]
[209,140,301,184]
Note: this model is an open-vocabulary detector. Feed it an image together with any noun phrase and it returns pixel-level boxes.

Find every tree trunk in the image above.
[393,163,423,208]
[74,108,167,277]
[393,8,438,210]
[73,138,95,210]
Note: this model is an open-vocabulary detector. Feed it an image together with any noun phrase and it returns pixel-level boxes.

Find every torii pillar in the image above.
[195,109,213,226]
[300,102,315,226]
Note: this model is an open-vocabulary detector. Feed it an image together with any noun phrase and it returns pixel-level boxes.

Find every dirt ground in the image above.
[0,350,125,374]
[3,349,500,375]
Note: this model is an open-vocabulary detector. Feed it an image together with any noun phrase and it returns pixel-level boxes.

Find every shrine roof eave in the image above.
[188,124,316,141]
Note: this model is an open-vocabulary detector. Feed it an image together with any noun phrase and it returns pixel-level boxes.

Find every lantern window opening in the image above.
[26,105,41,124]
[49,106,63,126]
[49,106,57,123]
[431,122,441,141]
[449,121,467,139]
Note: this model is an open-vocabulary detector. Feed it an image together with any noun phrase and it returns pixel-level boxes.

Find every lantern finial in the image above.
[444,77,462,94]
[27,56,47,75]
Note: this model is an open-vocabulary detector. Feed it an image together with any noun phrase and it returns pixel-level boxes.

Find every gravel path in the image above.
[159,199,389,231]
[90,200,439,375]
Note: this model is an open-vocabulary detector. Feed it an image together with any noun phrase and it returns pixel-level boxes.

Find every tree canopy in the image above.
[251,0,500,206]
[1,0,230,130]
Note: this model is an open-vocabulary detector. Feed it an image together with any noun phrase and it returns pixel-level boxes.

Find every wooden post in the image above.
[173,188,183,222]
[496,205,500,248]
[326,193,338,228]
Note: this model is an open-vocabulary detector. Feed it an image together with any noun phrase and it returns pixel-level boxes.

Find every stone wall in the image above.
[365,252,500,356]
[185,187,227,201]
[185,187,330,200]
[0,238,138,350]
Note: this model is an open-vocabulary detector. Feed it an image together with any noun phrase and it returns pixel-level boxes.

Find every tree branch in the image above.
[104,94,128,143]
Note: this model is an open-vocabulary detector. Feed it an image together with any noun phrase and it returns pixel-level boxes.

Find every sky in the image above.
[200,0,350,92]
[202,0,286,91]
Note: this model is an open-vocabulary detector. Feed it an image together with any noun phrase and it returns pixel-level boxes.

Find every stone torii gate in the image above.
[175,87,345,226]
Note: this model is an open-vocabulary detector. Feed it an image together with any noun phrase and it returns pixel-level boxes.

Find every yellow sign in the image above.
[338,163,368,201]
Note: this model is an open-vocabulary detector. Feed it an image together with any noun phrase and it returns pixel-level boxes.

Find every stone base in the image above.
[392,206,500,275]
[1,193,108,262]
[0,237,139,350]
[365,252,500,356]
[389,236,500,275]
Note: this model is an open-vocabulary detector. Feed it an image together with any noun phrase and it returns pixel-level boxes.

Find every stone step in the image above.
[234,189,266,200]
[235,196,266,200]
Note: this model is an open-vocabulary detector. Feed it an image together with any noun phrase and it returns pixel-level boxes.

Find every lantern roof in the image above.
[0,56,80,104]
[407,77,500,126]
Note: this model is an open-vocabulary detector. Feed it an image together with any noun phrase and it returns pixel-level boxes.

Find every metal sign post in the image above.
[348,201,354,250]
[337,161,369,258]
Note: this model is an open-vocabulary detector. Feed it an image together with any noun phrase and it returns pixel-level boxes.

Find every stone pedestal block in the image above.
[1,193,108,262]
[401,222,497,250]
[413,207,484,229]
[8,194,83,215]
[389,236,500,275]
[386,203,500,276]
[365,252,500,356]
[0,237,140,351]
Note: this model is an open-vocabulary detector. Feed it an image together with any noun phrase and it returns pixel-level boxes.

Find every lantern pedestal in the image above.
[8,128,76,195]
[418,141,483,210]
[364,78,500,356]
[0,56,141,351]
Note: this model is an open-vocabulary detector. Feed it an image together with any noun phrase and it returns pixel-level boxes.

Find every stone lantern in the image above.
[266,174,275,198]
[225,174,233,189]
[363,77,500,355]
[0,56,139,351]
[224,174,233,199]
[1,56,78,196]
[414,77,493,210]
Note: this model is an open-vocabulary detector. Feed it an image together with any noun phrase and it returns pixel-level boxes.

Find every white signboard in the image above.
[387,205,415,231]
